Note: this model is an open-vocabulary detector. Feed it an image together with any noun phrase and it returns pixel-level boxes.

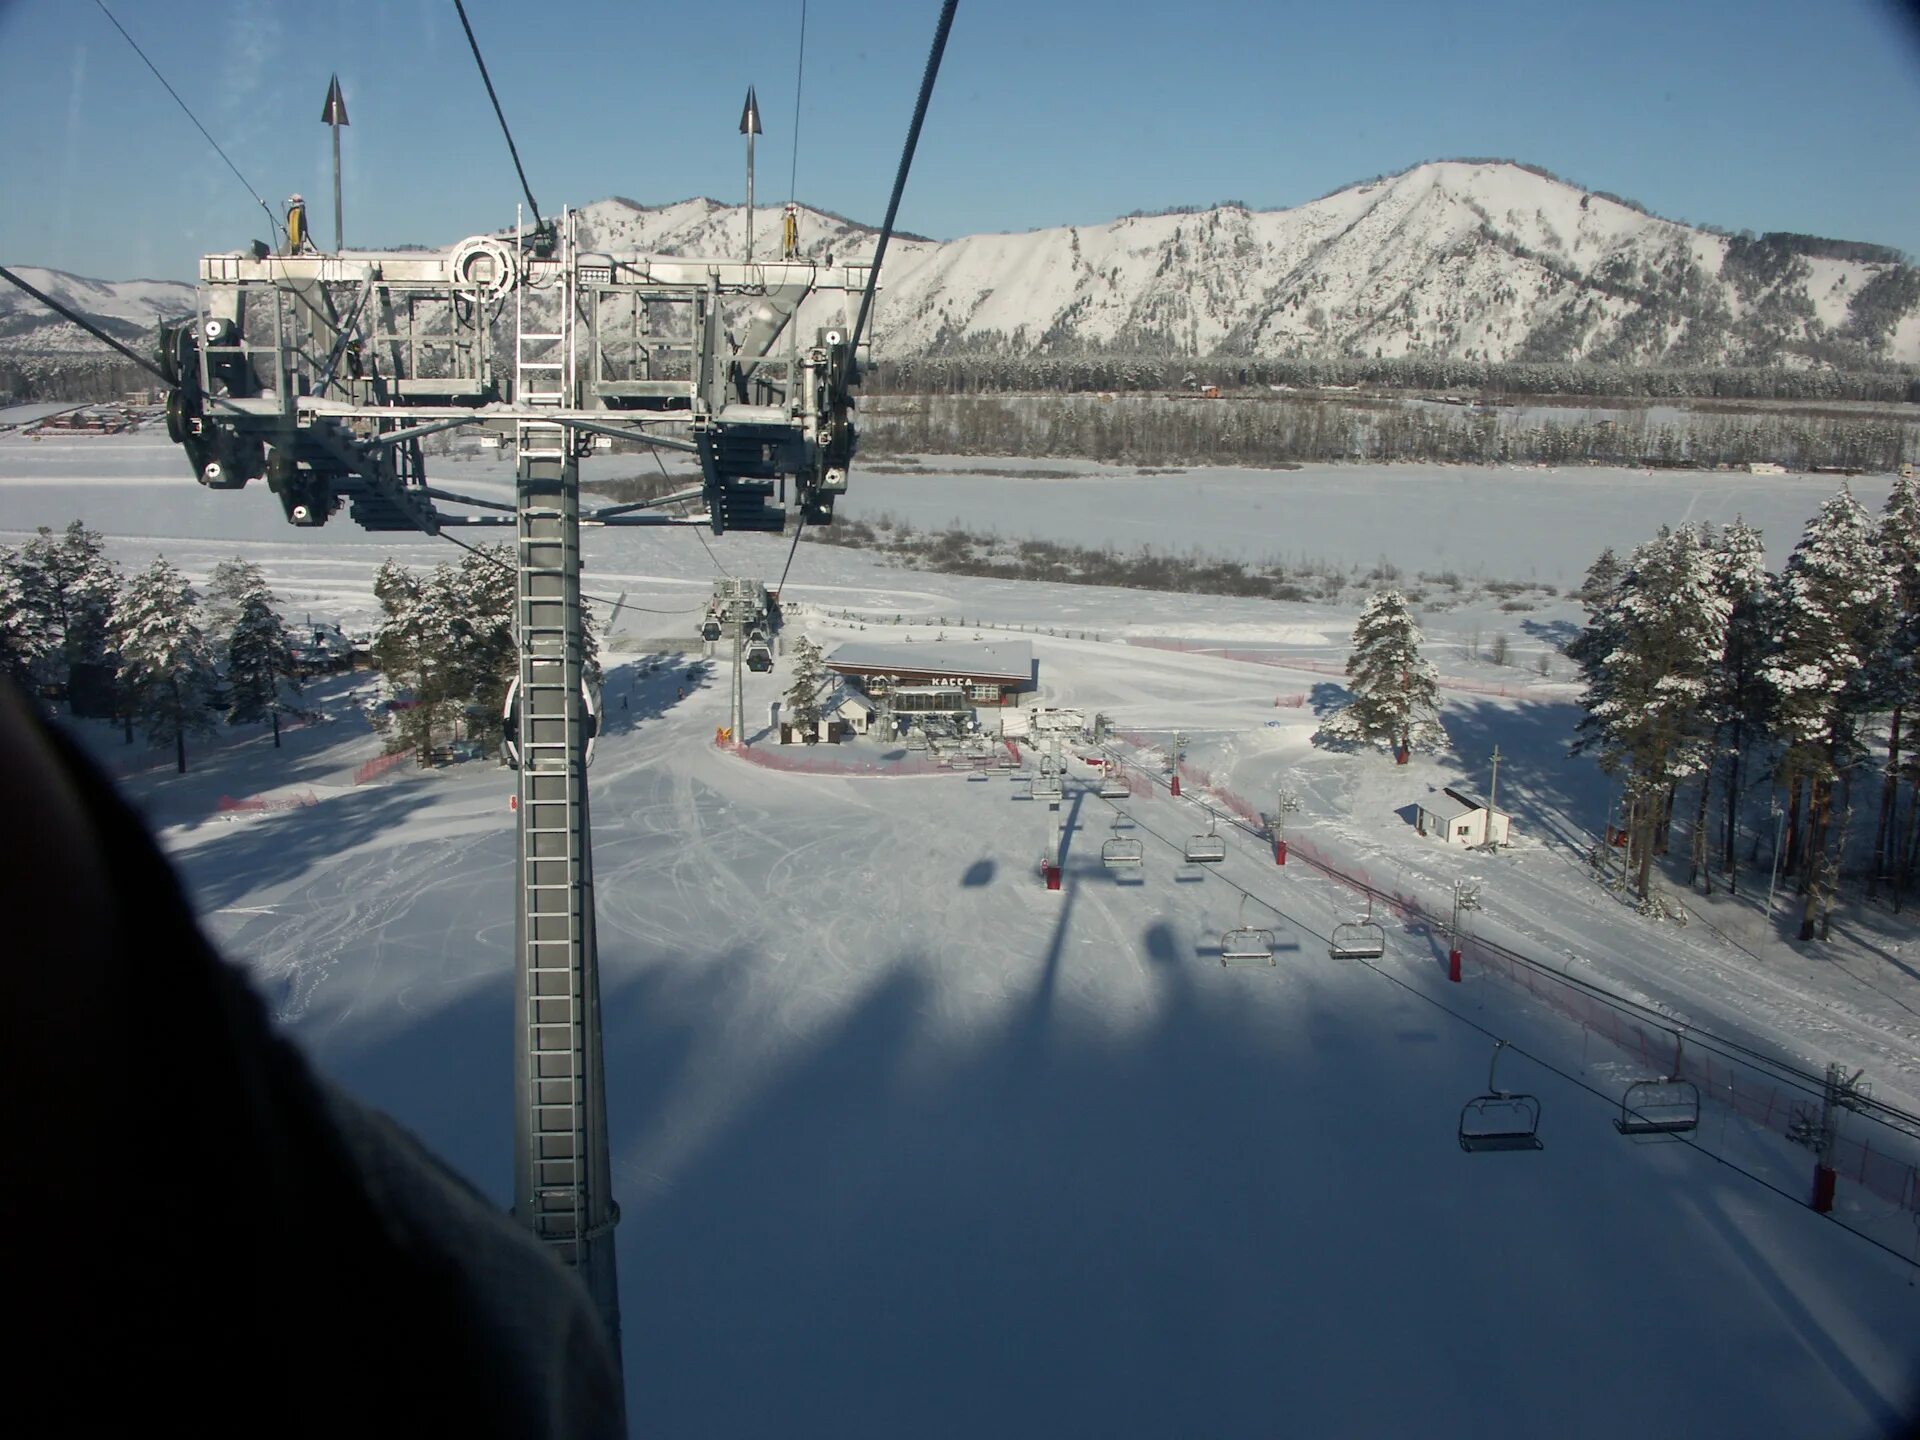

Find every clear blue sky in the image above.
[5,0,1920,281]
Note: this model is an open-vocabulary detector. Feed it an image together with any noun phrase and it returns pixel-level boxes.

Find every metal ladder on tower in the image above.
[513,208,590,1263]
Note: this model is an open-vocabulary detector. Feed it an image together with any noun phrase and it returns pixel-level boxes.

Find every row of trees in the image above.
[1568,475,1920,935]
[0,522,304,770]
[869,355,1920,404]
[862,393,1916,472]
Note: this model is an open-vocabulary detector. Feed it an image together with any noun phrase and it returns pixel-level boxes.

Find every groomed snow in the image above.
[5,432,1919,1437]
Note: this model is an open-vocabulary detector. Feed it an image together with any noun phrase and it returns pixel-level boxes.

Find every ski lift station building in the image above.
[1415,786,1513,847]
[824,641,1036,714]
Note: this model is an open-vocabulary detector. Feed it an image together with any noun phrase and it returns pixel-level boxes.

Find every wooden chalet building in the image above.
[824,641,1036,713]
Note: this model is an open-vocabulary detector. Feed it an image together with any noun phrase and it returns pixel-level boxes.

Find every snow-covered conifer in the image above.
[1574,525,1729,899]
[18,521,119,701]
[784,638,825,740]
[1764,486,1892,938]
[1867,473,1920,897]
[0,545,58,695]
[113,555,218,773]
[1315,589,1446,758]
[224,568,303,745]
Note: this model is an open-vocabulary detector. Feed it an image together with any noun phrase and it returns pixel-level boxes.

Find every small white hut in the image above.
[1415,786,1512,848]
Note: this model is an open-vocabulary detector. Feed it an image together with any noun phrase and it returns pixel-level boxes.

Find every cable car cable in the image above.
[451,0,546,233]
[789,0,809,204]
[847,0,959,365]
[90,0,280,239]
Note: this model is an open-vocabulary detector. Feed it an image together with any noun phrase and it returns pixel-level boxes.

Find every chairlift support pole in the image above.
[1274,787,1300,864]
[730,610,746,742]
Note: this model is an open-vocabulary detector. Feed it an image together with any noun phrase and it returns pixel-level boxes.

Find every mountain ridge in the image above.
[7,161,1918,375]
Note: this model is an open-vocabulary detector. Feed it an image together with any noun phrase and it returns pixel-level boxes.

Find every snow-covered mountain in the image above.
[12,161,1920,371]
[578,161,1920,367]
[0,266,196,360]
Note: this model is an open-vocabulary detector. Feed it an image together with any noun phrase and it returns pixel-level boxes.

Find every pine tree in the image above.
[0,545,58,696]
[1868,473,1920,900]
[372,560,456,765]
[203,557,263,656]
[1709,520,1774,892]
[224,567,303,746]
[784,638,825,740]
[18,521,119,709]
[1574,525,1729,901]
[1764,487,1891,939]
[1316,589,1446,759]
[113,556,219,773]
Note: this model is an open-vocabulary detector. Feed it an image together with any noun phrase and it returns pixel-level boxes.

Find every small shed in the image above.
[1416,786,1512,847]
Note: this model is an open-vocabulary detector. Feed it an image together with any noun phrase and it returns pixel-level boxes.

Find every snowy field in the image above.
[6,432,1920,1436]
[845,455,1898,587]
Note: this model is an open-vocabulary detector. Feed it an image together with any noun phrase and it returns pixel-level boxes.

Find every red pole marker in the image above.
[1811,1164,1837,1214]
[1274,839,1287,866]
[1448,948,1462,983]
[1170,774,1182,797]
[509,794,519,812]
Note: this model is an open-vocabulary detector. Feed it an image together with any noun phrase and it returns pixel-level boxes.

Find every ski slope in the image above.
[5,432,1919,1436]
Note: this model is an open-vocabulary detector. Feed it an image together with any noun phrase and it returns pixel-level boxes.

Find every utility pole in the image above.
[1487,744,1503,850]
[740,85,763,263]
[320,74,348,252]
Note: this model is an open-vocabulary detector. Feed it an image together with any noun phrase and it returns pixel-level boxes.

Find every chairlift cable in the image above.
[847,0,959,365]
[1094,743,1920,1137]
[0,266,175,386]
[91,0,281,238]
[451,0,546,229]
[1341,947,1920,1269]
[1079,777,1917,1266]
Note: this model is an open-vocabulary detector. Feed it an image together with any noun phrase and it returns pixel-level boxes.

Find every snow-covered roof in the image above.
[1420,792,1478,821]
[826,641,1034,683]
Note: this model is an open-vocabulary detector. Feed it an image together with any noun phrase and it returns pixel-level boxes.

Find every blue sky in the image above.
[4,0,1919,281]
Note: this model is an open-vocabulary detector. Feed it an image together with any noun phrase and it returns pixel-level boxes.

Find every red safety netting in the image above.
[1110,728,1920,1214]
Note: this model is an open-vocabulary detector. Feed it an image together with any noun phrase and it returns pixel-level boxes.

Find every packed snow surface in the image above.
[4,432,1918,1437]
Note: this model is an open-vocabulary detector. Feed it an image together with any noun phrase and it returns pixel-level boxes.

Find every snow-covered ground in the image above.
[6,432,1919,1436]
[844,456,1898,587]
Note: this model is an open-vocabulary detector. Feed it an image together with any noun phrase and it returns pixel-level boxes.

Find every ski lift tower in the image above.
[154,209,874,1354]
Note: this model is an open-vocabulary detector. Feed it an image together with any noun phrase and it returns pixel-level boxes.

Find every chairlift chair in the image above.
[1614,1077,1700,1135]
[1033,769,1063,801]
[1100,821,1144,869]
[1220,899,1275,967]
[966,769,990,782]
[1329,901,1387,961]
[1184,809,1226,864]
[1458,1041,1543,1152]
[1098,761,1130,799]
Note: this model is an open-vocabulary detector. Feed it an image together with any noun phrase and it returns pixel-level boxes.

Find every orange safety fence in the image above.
[216,791,318,814]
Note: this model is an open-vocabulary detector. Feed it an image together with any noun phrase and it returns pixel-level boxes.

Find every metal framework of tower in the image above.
[155,210,872,1354]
